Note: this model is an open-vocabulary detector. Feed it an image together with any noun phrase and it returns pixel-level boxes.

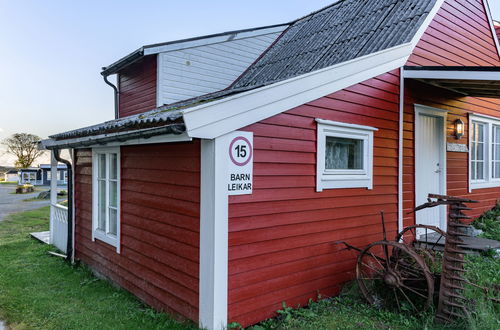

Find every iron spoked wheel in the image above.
[356,241,434,313]
[396,225,447,269]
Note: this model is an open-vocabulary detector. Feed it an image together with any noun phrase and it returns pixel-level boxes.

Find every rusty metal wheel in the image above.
[356,241,434,313]
[396,225,447,270]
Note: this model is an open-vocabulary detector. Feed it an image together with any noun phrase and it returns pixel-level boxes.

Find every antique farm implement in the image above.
[337,194,498,323]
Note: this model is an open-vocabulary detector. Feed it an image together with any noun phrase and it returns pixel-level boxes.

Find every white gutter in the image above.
[398,68,404,235]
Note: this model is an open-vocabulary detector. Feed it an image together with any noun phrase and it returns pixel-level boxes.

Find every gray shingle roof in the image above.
[231,0,436,89]
[48,0,437,144]
[49,87,252,140]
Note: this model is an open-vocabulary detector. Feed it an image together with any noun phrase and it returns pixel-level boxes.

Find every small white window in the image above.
[316,119,377,191]
[47,171,51,181]
[92,147,120,252]
[470,121,486,181]
[470,115,500,190]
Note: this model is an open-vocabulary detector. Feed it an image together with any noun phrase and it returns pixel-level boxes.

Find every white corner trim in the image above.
[199,137,228,330]
[183,43,412,139]
[398,68,404,236]
[484,0,500,60]
[143,26,287,55]
[403,69,500,80]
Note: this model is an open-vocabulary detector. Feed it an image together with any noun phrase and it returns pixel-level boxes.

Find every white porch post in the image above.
[49,151,58,244]
[199,137,228,330]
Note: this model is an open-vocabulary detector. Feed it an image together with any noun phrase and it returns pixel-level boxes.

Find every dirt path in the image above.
[0,184,51,222]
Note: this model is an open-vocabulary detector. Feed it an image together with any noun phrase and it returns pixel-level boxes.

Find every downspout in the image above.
[103,74,119,119]
[398,68,405,235]
[54,149,73,262]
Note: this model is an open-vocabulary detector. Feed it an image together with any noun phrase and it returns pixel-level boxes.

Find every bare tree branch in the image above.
[1,133,44,168]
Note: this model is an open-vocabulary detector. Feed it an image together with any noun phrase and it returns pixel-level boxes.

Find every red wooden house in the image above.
[42,0,500,329]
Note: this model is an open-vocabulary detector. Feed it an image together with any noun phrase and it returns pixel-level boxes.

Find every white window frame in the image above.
[46,170,51,181]
[92,147,121,252]
[469,114,500,190]
[316,119,377,191]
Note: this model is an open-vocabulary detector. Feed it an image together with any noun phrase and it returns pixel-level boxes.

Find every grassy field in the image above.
[0,207,196,330]
[0,206,498,330]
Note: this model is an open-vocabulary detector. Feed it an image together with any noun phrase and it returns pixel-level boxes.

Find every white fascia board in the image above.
[484,0,500,60]
[403,69,500,80]
[183,43,412,139]
[143,26,287,55]
[40,132,191,150]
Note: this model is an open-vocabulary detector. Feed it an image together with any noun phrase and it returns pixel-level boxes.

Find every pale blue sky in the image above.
[0,0,499,146]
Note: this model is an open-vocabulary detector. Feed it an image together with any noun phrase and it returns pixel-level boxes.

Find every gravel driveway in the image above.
[0,184,52,222]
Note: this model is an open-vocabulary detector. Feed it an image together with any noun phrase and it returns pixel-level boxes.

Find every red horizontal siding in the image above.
[74,141,200,322]
[496,25,500,40]
[407,0,500,66]
[403,80,500,230]
[227,70,401,327]
[118,55,157,117]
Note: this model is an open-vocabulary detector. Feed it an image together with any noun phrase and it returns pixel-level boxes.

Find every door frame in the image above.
[414,104,447,230]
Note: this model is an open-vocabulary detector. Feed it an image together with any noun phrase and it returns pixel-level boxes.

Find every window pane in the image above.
[325,136,363,170]
[98,180,106,230]
[477,143,484,160]
[477,123,484,142]
[495,145,500,161]
[109,208,117,236]
[495,126,500,143]
[471,162,476,180]
[494,162,500,179]
[109,154,118,180]
[109,181,117,207]
[477,161,484,180]
[98,154,106,179]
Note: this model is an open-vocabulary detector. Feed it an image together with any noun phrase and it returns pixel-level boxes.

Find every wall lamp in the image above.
[454,119,464,140]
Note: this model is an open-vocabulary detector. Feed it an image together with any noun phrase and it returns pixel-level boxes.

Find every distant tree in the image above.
[1,133,44,168]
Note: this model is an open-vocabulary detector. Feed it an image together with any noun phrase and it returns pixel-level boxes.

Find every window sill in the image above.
[470,181,500,190]
[93,230,119,252]
[317,176,373,191]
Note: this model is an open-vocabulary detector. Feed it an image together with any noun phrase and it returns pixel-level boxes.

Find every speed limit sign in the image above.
[229,136,253,166]
[225,132,253,195]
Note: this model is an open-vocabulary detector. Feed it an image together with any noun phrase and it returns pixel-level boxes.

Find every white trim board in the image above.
[484,0,500,60]
[199,137,229,330]
[144,26,287,56]
[41,132,192,150]
[182,0,445,139]
[403,69,500,80]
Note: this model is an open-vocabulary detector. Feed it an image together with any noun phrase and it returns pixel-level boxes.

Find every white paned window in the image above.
[47,171,51,180]
[470,122,486,181]
[316,119,377,191]
[92,147,120,251]
[493,125,500,179]
[470,115,500,190]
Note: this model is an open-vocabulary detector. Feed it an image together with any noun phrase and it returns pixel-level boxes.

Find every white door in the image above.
[415,107,446,232]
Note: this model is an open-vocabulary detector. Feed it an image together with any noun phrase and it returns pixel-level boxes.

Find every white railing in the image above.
[50,203,68,253]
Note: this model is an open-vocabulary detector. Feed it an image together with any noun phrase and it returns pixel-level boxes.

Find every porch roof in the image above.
[403,66,500,98]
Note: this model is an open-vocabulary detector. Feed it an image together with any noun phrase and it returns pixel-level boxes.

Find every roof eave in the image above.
[40,124,188,150]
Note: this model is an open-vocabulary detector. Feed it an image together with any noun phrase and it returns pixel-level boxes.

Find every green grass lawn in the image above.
[0,207,197,330]
[1,206,498,330]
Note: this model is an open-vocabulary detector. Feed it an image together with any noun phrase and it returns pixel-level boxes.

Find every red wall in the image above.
[407,0,500,66]
[74,141,200,321]
[118,56,157,118]
[404,0,500,225]
[496,25,500,41]
[227,70,401,326]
